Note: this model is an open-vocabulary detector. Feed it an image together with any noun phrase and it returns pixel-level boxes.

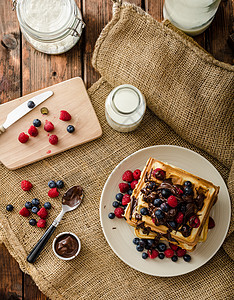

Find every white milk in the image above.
[163,0,221,36]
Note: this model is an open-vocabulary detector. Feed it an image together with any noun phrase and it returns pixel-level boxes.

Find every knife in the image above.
[0,91,53,134]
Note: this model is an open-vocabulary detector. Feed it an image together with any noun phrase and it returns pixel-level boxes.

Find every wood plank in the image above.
[21,1,83,299]
[83,0,142,89]
[0,0,21,103]
[145,0,164,21]
[205,0,234,64]
[0,244,23,300]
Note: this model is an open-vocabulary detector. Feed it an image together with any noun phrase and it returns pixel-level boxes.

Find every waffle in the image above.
[125,158,219,251]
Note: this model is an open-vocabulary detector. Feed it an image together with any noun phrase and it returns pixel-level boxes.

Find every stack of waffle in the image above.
[125,158,219,251]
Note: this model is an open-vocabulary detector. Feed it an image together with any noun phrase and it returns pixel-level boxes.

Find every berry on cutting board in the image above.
[33,119,41,127]
[18,132,29,143]
[49,135,58,145]
[28,125,38,137]
[67,125,75,133]
[44,120,54,132]
[59,110,71,121]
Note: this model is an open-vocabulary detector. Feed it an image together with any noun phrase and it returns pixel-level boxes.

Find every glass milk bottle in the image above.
[163,0,221,36]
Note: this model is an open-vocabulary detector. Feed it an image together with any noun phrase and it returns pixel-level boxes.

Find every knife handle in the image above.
[0,125,5,134]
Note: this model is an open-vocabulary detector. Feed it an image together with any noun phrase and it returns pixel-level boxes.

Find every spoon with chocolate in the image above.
[27,186,83,263]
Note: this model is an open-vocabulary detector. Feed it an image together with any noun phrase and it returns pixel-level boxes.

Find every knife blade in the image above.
[0,91,53,134]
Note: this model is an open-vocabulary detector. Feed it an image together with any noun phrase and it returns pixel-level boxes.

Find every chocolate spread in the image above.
[55,234,79,258]
[62,186,83,207]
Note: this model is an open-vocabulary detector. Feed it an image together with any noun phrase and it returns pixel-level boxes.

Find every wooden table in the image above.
[0,0,233,299]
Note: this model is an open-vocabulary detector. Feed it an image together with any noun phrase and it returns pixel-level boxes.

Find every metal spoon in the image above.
[27,186,83,263]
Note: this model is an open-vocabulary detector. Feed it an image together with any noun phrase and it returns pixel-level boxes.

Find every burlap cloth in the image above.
[0,1,233,299]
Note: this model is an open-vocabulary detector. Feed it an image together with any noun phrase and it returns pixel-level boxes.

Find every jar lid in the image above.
[105,84,146,126]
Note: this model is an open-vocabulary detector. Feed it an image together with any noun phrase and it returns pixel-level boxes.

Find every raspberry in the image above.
[119,183,129,193]
[49,134,58,145]
[167,195,178,208]
[114,207,124,218]
[18,132,29,143]
[19,207,30,217]
[37,207,48,219]
[28,125,38,137]
[208,217,215,229]
[48,188,59,198]
[122,194,131,206]
[147,249,159,259]
[176,212,184,224]
[164,249,174,258]
[189,215,200,228]
[21,180,33,191]
[133,169,141,180]
[59,110,71,121]
[169,243,179,251]
[176,187,183,195]
[176,248,186,257]
[122,170,133,182]
[44,120,54,132]
[130,180,138,190]
[152,168,165,180]
[37,219,46,228]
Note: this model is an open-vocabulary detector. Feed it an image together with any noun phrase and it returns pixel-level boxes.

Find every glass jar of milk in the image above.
[163,0,221,36]
[105,84,146,132]
[14,0,85,54]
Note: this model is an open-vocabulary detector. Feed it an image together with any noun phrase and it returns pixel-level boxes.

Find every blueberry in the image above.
[133,237,140,245]
[140,207,148,215]
[67,125,75,133]
[168,221,177,229]
[171,255,178,262]
[136,245,144,252]
[157,242,166,252]
[128,189,133,195]
[112,201,119,208]
[183,254,191,262]
[160,202,169,212]
[158,253,165,259]
[161,188,171,198]
[153,198,162,207]
[56,180,64,189]
[155,209,165,219]
[25,201,32,209]
[147,239,154,247]
[44,202,51,209]
[32,206,39,214]
[48,180,56,188]
[27,101,35,108]
[6,204,13,212]
[148,181,156,190]
[184,186,193,195]
[145,244,151,250]
[29,219,37,226]
[32,198,40,207]
[184,181,192,187]
[108,212,115,219]
[180,204,187,213]
[33,119,41,127]
[139,239,147,248]
[142,252,148,259]
[115,193,123,202]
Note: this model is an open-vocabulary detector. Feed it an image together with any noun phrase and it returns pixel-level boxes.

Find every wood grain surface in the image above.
[0,0,233,299]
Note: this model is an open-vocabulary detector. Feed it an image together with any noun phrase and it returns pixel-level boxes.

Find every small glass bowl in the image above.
[52,231,81,261]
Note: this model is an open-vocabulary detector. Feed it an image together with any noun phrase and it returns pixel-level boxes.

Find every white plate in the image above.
[99,145,231,277]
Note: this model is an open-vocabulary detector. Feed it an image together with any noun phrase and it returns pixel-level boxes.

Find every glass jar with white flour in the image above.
[13,0,85,54]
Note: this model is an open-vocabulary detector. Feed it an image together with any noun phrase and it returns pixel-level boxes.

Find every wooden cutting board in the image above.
[0,77,102,170]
